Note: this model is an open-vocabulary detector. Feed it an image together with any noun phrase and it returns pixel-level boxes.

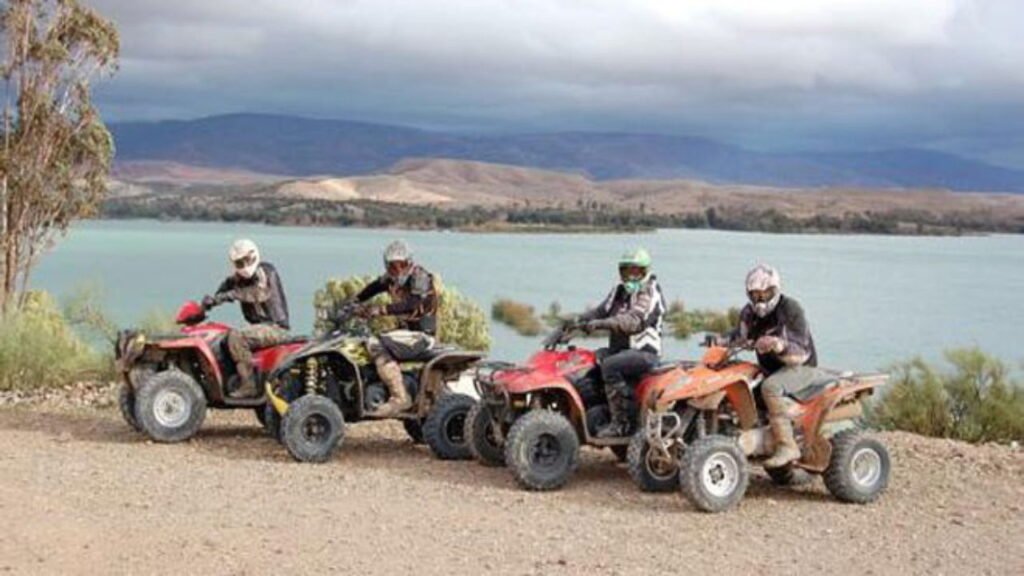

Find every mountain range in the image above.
[109,113,1024,193]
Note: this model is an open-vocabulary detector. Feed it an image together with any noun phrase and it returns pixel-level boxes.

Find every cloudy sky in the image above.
[89,0,1024,167]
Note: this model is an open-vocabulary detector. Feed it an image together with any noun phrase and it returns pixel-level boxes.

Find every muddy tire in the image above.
[134,370,207,443]
[424,393,475,460]
[824,431,890,504]
[679,435,749,513]
[505,410,579,491]
[626,430,678,493]
[402,418,424,444]
[118,383,141,432]
[466,402,505,467]
[281,395,345,463]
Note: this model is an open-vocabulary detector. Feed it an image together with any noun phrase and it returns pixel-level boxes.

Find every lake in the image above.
[31,220,1024,372]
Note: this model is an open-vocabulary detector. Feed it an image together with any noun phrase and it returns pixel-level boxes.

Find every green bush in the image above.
[665,300,741,340]
[871,348,1024,443]
[492,298,544,336]
[0,292,109,390]
[313,274,491,351]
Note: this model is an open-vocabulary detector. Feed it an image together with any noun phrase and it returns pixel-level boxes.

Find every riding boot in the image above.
[230,362,258,398]
[596,386,630,439]
[369,356,412,417]
[763,394,801,468]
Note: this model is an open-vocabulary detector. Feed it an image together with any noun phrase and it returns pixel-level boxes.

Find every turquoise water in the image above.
[31,220,1024,372]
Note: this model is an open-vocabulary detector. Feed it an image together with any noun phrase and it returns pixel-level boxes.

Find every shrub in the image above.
[871,348,1024,443]
[0,292,108,390]
[491,299,544,336]
[665,300,741,340]
[313,274,491,351]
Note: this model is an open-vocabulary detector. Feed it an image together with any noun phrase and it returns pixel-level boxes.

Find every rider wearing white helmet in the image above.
[351,240,439,417]
[732,264,820,468]
[202,239,291,398]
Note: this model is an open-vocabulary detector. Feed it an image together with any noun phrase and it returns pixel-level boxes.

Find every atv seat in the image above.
[649,361,681,375]
[788,371,847,403]
[253,335,308,351]
[395,345,458,362]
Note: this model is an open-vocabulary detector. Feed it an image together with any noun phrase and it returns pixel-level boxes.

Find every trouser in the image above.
[226,324,290,379]
[597,348,658,400]
[367,329,435,362]
[761,365,829,401]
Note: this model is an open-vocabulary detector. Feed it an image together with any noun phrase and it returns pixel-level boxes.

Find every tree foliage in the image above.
[0,0,119,311]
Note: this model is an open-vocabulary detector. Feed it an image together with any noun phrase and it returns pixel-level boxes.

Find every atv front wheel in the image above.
[466,402,505,467]
[424,393,475,460]
[678,435,749,513]
[505,410,580,491]
[134,370,207,443]
[626,430,677,492]
[824,431,890,504]
[118,383,141,432]
[281,395,346,463]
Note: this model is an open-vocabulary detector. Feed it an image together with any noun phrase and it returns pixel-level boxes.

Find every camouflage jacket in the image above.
[215,262,290,329]
[357,264,438,335]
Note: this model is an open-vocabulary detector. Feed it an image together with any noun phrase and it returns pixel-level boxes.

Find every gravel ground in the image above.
[0,399,1021,576]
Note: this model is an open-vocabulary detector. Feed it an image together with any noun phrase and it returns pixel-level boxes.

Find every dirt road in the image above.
[1,406,1021,575]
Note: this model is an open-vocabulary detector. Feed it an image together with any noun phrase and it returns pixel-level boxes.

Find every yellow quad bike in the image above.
[265,309,485,463]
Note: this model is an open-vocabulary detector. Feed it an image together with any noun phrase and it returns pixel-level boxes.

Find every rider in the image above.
[352,240,439,417]
[730,264,819,468]
[577,248,666,439]
[202,239,291,399]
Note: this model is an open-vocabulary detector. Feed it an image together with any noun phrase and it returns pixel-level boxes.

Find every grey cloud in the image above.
[87,0,1024,167]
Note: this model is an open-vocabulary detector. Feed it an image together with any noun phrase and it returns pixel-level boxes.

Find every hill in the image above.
[109,113,1024,193]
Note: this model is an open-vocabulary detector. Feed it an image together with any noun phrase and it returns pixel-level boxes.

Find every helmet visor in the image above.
[232,253,257,270]
[747,288,777,305]
[619,264,646,283]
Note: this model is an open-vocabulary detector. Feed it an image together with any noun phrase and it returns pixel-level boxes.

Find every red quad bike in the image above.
[468,323,686,491]
[114,300,307,442]
[636,338,891,513]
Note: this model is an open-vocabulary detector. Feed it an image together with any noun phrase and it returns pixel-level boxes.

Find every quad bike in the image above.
[265,308,485,463]
[114,300,307,442]
[468,323,685,491]
[636,337,891,513]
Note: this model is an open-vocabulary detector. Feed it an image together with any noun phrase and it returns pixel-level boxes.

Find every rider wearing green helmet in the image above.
[577,247,666,438]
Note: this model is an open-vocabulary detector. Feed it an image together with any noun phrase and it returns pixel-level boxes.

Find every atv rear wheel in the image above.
[118,383,141,432]
[424,393,475,460]
[679,435,749,513]
[402,418,424,444]
[626,430,677,492]
[134,370,207,443]
[281,395,345,463]
[505,410,580,491]
[466,402,505,467]
[824,431,890,504]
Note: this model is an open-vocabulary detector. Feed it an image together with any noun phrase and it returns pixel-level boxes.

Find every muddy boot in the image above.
[229,363,258,399]
[763,394,801,468]
[596,387,630,439]
[369,356,412,417]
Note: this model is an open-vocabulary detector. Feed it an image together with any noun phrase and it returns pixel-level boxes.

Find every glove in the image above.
[201,295,217,310]
[755,336,785,355]
[356,303,384,319]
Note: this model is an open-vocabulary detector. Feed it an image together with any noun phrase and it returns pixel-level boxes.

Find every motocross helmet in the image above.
[229,239,260,280]
[745,264,782,318]
[618,247,652,295]
[383,240,414,284]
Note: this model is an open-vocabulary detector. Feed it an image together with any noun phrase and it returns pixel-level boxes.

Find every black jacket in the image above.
[356,264,438,335]
[734,294,816,375]
[215,262,290,329]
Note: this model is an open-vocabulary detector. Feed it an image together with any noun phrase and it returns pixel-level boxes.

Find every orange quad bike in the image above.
[469,323,688,492]
[635,337,891,513]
